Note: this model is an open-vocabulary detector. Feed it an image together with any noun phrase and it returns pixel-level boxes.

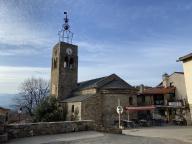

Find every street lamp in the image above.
[17,107,22,123]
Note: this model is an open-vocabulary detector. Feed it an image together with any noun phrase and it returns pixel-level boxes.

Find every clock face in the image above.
[66,48,72,55]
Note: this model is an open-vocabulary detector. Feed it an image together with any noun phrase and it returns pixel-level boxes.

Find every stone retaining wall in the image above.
[7,120,94,139]
[95,125,122,134]
[0,133,8,143]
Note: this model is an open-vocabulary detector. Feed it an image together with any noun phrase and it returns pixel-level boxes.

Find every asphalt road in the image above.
[7,130,191,144]
[123,126,192,143]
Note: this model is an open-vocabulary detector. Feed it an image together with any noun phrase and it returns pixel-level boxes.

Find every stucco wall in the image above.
[183,60,192,120]
[183,60,192,104]
[7,120,94,139]
[168,73,187,100]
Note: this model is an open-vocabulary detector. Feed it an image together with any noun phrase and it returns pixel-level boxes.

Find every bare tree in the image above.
[14,77,50,116]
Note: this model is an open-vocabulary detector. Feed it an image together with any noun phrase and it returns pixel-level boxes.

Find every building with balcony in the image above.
[127,72,191,125]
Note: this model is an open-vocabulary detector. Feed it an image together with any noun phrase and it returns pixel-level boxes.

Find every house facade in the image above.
[0,107,9,124]
[137,72,191,125]
[179,53,192,124]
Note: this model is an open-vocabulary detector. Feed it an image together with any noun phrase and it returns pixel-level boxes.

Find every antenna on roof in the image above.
[58,12,73,43]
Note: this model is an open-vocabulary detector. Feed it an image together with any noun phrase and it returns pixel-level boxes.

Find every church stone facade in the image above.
[51,42,137,127]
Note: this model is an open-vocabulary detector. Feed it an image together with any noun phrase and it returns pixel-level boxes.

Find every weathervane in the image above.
[58,12,73,43]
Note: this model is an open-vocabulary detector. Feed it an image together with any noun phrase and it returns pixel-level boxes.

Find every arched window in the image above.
[64,56,69,68]
[64,56,74,69]
[71,105,74,113]
[69,58,74,69]
[52,58,54,69]
[129,97,133,105]
[54,58,57,69]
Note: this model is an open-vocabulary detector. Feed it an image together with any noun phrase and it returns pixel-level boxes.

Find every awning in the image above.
[125,105,155,112]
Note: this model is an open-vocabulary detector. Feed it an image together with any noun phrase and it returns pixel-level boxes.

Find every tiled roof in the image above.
[77,73,133,90]
[61,94,95,102]
[0,106,10,111]
[62,74,135,102]
[139,87,175,95]
[77,77,106,90]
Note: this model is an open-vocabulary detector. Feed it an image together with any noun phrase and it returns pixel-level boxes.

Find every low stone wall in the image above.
[7,120,94,139]
[0,133,8,143]
[95,126,122,134]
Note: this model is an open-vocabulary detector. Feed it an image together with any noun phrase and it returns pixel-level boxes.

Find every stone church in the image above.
[50,12,137,127]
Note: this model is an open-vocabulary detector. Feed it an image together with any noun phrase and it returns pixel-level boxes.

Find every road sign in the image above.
[116,106,123,114]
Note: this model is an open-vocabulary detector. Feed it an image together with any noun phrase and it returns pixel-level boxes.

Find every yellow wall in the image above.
[183,60,192,104]
[182,59,192,124]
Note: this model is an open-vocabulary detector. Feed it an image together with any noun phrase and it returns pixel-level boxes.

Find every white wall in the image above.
[168,73,187,100]
[183,60,192,104]
[182,59,192,124]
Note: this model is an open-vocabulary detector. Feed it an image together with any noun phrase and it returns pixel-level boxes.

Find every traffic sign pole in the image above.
[119,112,121,128]
[117,99,123,129]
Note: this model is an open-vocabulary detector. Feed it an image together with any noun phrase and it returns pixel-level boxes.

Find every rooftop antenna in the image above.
[58,12,73,43]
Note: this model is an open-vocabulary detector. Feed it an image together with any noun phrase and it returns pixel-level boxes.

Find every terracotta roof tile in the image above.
[139,87,175,95]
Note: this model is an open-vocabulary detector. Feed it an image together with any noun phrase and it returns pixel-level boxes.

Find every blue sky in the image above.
[0,0,192,96]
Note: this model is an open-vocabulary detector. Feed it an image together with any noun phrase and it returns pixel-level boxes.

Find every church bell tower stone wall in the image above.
[51,42,78,100]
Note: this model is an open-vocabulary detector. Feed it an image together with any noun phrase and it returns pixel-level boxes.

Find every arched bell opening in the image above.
[64,56,69,68]
[69,58,74,69]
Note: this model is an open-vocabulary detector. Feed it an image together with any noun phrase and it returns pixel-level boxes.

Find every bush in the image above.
[33,96,66,122]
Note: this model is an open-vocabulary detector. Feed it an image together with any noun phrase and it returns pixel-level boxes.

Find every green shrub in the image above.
[33,96,66,122]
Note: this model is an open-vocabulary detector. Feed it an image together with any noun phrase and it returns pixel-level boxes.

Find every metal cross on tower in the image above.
[58,12,73,43]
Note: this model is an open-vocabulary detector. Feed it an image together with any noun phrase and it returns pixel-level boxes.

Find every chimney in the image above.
[162,73,169,88]
[139,84,144,93]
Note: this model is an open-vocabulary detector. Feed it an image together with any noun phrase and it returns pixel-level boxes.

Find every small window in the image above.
[54,58,57,69]
[71,105,74,113]
[129,97,133,105]
[52,58,54,69]
[142,96,145,103]
[69,58,74,69]
[64,56,69,68]
[64,56,74,69]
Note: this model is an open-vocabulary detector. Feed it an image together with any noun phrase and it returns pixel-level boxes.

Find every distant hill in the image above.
[0,93,16,109]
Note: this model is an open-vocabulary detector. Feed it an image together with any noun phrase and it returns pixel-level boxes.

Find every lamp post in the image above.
[18,107,22,123]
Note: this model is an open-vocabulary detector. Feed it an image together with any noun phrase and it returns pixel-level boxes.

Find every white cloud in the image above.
[0,66,50,94]
[77,39,187,87]
[0,1,55,56]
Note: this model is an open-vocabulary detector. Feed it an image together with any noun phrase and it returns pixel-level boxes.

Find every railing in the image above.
[137,100,188,107]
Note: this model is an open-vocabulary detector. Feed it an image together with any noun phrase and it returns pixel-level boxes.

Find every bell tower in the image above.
[51,12,78,100]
